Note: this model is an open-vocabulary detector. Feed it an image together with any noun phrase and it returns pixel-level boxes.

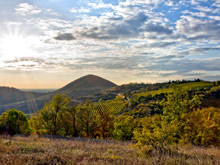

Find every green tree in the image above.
[77,100,95,137]
[162,87,202,122]
[113,115,136,140]
[0,109,30,135]
[60,106,79,137]
[39,94,70,135]
[28,112,46,135]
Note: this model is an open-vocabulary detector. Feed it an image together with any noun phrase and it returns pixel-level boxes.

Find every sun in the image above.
[0,34,33,59]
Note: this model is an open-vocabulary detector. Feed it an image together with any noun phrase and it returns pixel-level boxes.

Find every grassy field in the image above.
[0,136,220,165]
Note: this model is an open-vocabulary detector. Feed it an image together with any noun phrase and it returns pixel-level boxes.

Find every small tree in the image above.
[0,109,30,135]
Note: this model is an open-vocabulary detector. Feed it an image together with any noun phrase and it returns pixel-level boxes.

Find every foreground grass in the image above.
[0,136,220,165]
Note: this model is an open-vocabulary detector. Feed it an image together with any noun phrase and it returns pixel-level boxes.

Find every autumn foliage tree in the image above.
[93,101,114,139]
[181,107,220,145]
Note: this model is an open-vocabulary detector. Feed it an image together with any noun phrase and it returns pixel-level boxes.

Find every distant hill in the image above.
[0,87,26,105]
[0,87,43,105]
[0,75,117,114]
[54,74,116,98]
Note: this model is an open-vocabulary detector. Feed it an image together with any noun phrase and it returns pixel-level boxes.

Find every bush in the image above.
[0,109,30,135]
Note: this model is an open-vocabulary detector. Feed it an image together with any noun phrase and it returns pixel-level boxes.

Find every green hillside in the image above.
[136,81,213,97]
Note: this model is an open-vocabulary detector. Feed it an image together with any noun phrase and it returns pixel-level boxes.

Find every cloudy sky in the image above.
[0,0,220,89]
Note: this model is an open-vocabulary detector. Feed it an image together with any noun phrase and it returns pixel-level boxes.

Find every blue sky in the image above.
[0,0,220,88]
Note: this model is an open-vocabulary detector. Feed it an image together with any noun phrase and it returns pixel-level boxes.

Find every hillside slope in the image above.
[55,74,116,98]
[0,87,44,105]
[0,75,117,114]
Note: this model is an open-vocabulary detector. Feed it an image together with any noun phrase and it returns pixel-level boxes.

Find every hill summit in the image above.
[58,74,116,91]
[54,74,117,99]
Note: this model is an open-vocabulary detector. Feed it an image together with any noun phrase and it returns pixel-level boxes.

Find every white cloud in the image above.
[182,10,206,17]
[176,15,220,41]
[195,5,220,14]
[212,0,220,7]
[70,7,90,13]
[209,15,220,20]
[70,8,77,13]
[15,3,41,15]
[88,2,115,9]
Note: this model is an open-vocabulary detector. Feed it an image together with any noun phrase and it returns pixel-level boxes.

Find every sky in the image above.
[0,0,220,89]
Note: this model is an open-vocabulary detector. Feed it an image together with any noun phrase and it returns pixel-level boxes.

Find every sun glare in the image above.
[0,34,33,59]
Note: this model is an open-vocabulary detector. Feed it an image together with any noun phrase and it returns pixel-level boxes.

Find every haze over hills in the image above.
[0,87,44,105]
[21,89,57,93]
[0,75,117,114]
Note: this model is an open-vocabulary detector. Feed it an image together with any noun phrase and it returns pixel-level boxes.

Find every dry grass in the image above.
[0,136,220,165]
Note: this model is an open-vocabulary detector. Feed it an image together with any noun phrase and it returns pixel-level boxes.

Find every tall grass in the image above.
[0,136,220,165]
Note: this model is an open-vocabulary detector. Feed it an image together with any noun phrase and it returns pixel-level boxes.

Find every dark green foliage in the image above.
[0,109,30,135]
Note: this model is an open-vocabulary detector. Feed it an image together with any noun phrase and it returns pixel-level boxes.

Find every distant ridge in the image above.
[0,87,26,105]
[0,86,43,105]
[0,75,117,113]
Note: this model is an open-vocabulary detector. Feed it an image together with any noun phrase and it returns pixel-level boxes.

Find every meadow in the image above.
[0,136,220,165]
